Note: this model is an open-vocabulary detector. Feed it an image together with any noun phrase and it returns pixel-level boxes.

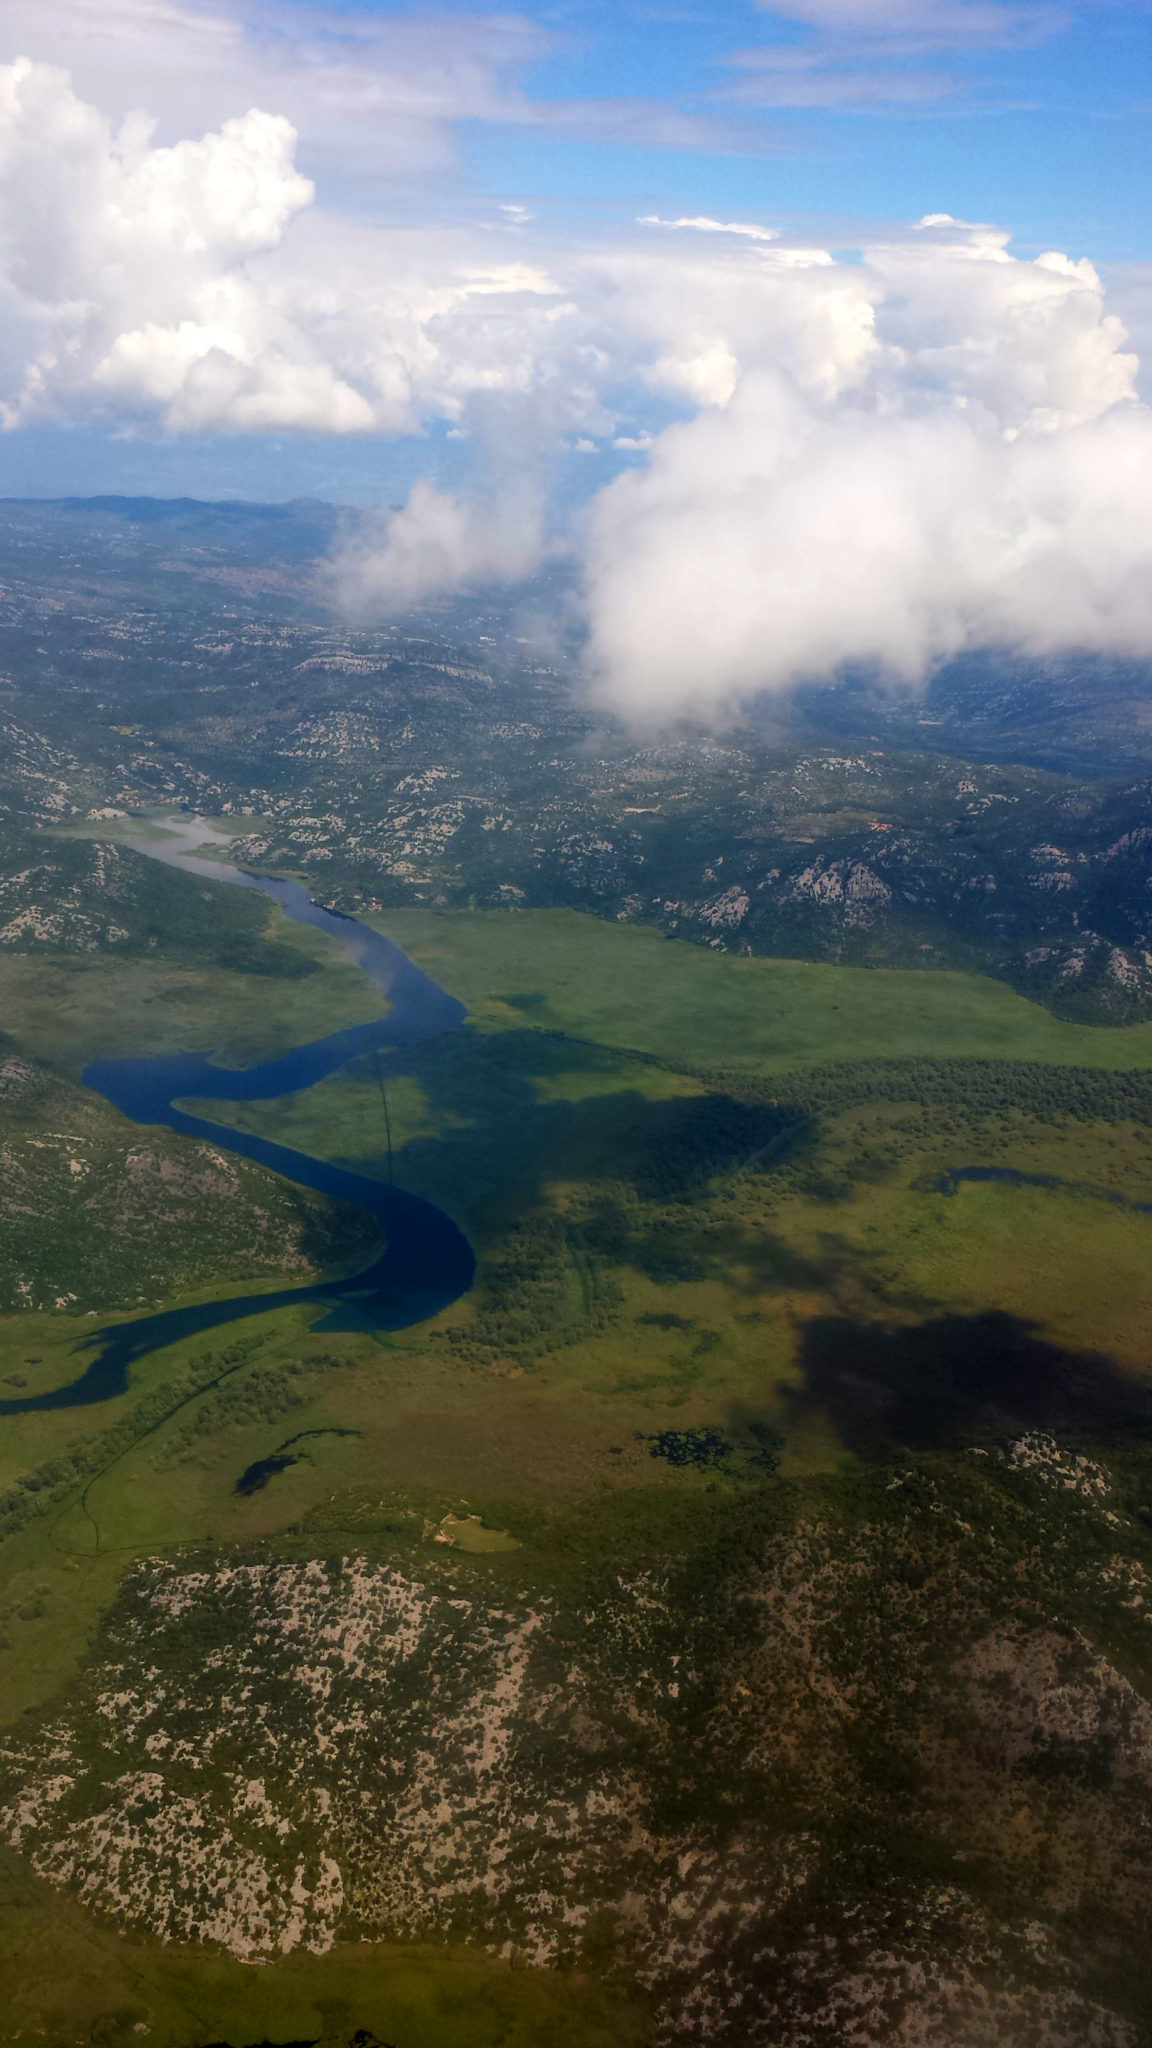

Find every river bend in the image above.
[0,823,475,1414]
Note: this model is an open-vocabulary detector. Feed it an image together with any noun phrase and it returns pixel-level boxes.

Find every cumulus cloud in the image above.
[1,53,1150,716]
[583,377,1152,718]
[335,479,546,611]
[581,214,1150,716]
[0,57,591,435]
[0,57,859,439]
[316,205,1152,707]
[0,0,757,202]
[0,58,339,430]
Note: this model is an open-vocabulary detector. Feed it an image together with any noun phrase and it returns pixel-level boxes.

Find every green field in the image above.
[7,893,1152,2042]
[381,905,1152,1071]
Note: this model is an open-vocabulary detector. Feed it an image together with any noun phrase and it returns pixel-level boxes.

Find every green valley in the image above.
[3,506,1152,2046]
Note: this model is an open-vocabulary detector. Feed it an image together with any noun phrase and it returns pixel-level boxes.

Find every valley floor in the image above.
[5,903,1152,2044]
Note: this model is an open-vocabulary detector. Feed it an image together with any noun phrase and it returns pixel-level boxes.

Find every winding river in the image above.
[0,819,476,1415]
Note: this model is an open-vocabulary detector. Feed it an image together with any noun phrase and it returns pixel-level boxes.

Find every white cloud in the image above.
[756,0,1062,53]
[866,215,1137,430]
[334,479,545,611]
[0,59,375,433]
[638,216,782,242]
[0,59,856,438]
[1105,261,1152,404]
[0,0,765,204]
[1,57,1150,716]
[582,379,1152,720]
[330,209,1152,712]
[580,211,1149,717]
[0,58,585,435]
[0,2,543,193]
[592,229,876,408]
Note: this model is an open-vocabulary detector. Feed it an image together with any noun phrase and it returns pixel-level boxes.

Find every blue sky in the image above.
[248,0,1152,255]
[465,0,1152,256]
[0,0,1150,502]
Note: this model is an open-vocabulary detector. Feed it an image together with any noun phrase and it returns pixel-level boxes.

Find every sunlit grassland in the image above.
[0,1294,337,1722]
[190,968,1152,1380]
[5,1094,1151,1731]
[7,901,1152,1645]
[497,1113,1152,1459]
[378,905,1152,1071]
[0,1275,744,1727]
[191,1033,703,1237]
[6,902,1152,2039]
[885,1175,1152,1361]
[6,903,1152,1776]
[781,1107,1152,1367]
[184,1059,1152,1500]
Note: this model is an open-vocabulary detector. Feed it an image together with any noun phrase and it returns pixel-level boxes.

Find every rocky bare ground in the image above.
[5,1434,1152,2044]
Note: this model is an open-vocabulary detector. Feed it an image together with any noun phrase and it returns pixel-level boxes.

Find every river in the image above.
[0,818,476,1414]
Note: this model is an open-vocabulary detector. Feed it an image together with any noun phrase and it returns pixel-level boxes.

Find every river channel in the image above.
[0,818,476,1414]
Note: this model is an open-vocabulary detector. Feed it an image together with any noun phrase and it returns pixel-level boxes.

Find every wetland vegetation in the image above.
[7,875,1152,2041]
[4,502,1152,2043]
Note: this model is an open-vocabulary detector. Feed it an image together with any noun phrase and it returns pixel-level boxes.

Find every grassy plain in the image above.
[192,907,1152,1436]
[5,1076,1151,1753]
[8,902,1152,1695]
[379,905,1152,1071]
[8,898,1152,2041]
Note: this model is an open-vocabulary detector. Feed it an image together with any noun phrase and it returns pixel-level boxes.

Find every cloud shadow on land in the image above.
[787,1309,1152,1458]
[333,1023,813,1237]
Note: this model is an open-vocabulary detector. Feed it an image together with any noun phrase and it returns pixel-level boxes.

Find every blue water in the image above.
[0,829,475,1415]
